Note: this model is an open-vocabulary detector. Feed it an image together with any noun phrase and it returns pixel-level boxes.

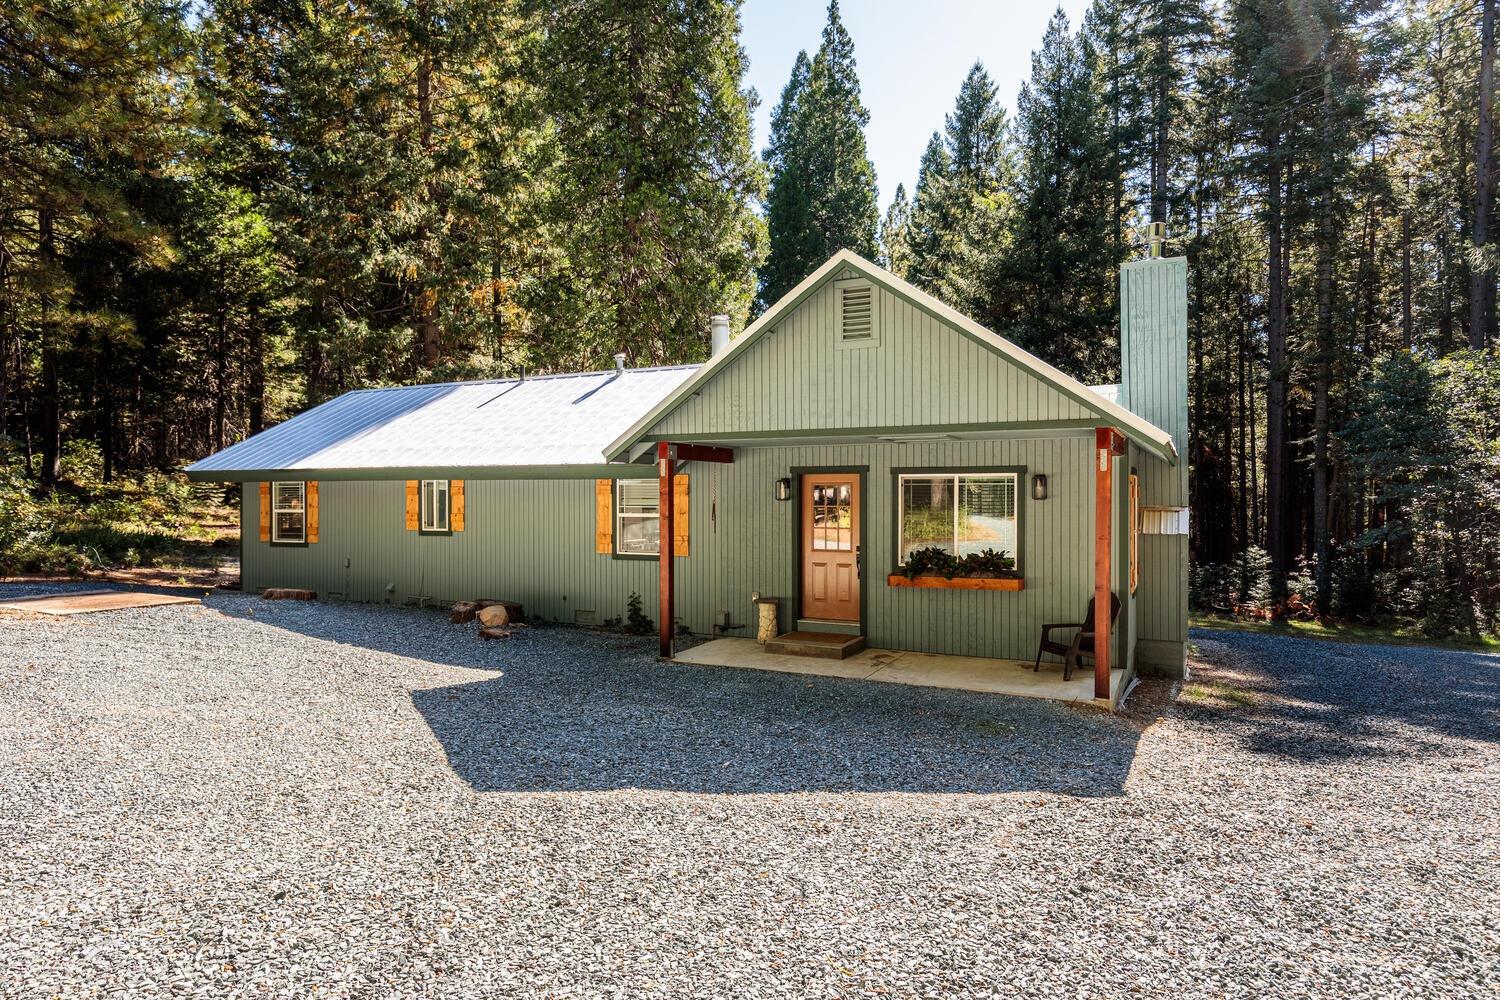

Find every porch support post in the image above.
[658,441,674,658]
[1093,427,1117,700]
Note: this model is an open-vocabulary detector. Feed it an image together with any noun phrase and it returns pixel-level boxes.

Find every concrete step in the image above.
[763,631,867,660]
[795,617,862,636]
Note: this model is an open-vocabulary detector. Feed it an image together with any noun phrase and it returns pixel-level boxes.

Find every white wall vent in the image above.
[834,277,879,350]
[1141,506,1189,535]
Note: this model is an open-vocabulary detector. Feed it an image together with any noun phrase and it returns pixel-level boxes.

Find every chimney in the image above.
[1119,228,1190,678]
[709,314,731,356]
[614,352,626,375]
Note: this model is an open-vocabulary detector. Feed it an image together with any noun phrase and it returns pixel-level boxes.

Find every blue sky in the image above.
[741,0,1093,214]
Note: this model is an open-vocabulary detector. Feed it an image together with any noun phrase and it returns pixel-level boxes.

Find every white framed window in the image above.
[615,479,660,555]
[420,479,450,532]
[897,472,1019,568]
[271,481,307,544]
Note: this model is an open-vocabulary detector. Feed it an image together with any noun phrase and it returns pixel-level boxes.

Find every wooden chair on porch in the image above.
[1034,593,1122,681]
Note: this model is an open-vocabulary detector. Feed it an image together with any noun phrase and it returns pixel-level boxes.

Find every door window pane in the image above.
[811,482,852,550]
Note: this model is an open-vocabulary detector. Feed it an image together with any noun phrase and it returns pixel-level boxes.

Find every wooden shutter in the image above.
[672,473,689,557]
[405,480,419,530]
[257,482,271,542]
[595,479,613,553]
[451,480,465,531]
[306,481,320,543]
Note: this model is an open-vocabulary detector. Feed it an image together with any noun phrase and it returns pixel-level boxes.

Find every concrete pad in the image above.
[0,590,200,616]
[674,637,1124,709]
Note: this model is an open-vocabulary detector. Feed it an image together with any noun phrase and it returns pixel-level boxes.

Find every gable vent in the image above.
[834,277,880,350]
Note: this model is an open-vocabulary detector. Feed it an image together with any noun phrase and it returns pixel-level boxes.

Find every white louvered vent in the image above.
[834,277,879,350]
[1142,506,1189,535]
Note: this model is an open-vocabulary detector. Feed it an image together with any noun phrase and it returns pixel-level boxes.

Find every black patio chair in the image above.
[1034,593,1122,681]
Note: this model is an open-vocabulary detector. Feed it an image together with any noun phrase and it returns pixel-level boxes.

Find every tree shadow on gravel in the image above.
[1183,628,1500,763]
[207,595,1147,796]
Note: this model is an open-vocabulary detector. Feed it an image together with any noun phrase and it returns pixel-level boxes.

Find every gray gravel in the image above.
[1,582,1496,999]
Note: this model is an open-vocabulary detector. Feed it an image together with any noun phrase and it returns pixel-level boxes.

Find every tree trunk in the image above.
[38,208,61,489]
[1312,67,1335,609]
[1471,0,1496,349]
[248,303,265,436]
[416,50,441,368]
[1265,129,1289,572]
[1401,205,1413,351]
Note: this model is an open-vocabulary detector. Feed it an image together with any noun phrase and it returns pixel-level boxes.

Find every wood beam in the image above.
[672,443,734,463]
[1094,427,1116,700]
[658,441,674,658]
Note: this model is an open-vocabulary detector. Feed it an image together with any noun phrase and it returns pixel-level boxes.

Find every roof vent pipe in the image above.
[614,352,627,374]
[710,314,731,356]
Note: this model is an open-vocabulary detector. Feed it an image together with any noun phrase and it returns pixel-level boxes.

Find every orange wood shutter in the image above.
[257,482,271,542]
[672,473,689,557]
[595,479,613,553]
[451,480,465,531]
[405,480,419,530]
[306,481,320,543]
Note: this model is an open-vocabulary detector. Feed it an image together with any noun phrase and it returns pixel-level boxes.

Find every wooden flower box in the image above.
[886,574,1025,592]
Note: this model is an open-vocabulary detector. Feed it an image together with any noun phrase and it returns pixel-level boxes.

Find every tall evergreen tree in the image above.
[542,0,766,367]
[758,0,879,307]
[996,9,1117,379]
[906,63,1013,318]
[880,183,914,278]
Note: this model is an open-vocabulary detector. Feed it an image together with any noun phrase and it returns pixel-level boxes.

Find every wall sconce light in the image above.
[1031,474,1048,501]
[774,477,793,502]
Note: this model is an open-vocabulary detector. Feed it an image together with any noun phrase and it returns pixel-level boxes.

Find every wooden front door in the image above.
[801,475,861,622]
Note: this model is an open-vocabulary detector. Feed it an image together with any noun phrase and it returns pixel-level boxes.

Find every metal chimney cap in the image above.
[709,314,731,356]
[613,352,627,373]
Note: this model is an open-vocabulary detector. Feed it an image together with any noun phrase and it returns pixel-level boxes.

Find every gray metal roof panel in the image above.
[187,365,701,475]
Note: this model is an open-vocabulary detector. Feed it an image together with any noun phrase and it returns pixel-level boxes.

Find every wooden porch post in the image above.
[658,441,675,658]
[1093,427,1117,700]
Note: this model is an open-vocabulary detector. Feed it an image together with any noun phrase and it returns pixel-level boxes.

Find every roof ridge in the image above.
[341,363,704,396]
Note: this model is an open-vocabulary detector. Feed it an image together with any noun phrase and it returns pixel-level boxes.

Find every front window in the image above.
[421,479,450,532]
[616,479,659,555]
[272,481,306,543]
[898,472,1018,568]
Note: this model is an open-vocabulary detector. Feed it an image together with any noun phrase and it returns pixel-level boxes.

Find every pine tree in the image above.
[758,0,879,306]
[542,0,766,366]
[996,9,1117,379]
[906,63,1013,318]
[880,184,914,278]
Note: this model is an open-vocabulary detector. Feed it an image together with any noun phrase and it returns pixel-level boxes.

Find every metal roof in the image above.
[186,366,700,480]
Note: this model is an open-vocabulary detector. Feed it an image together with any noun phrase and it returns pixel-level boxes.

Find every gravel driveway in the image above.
[1,583,1496,999]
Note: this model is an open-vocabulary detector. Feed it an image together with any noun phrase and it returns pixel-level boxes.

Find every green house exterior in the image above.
[192,251,1189,681]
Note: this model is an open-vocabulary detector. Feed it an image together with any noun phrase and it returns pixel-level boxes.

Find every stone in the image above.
[477,626,511,640]
[450,601,480,624]
[475,599,524,622]
[477,604,509,628]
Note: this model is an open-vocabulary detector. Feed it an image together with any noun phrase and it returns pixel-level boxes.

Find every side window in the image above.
[420,479,450,532]
[271,481,306,543]
[615,479,660,555]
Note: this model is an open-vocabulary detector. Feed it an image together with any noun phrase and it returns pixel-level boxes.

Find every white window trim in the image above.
[420,479,450,533]
[896,471,1020,569]
[271,481,306,544]
[615,479,660,556]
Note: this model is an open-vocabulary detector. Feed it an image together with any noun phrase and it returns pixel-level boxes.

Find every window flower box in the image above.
[886,574,1025,592]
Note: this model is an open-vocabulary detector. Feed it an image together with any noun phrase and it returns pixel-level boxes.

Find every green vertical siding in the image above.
[650,267,1094,437]
[242,435,1097,662]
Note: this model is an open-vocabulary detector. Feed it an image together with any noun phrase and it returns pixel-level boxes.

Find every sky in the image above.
[741,0,1093,214]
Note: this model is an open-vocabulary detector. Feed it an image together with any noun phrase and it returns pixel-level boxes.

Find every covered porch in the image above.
[674,637,1129,709]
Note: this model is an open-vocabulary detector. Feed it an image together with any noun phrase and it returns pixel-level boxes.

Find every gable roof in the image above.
[604,250,1178,465]
[185,365,699,481]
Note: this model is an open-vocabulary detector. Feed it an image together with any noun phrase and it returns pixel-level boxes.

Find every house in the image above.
[187,250,1189,700]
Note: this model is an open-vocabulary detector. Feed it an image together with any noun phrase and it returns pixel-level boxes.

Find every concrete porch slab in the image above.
[673,638,1126,709]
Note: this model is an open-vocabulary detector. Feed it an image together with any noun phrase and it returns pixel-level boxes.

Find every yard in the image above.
[0,584,1495,999]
